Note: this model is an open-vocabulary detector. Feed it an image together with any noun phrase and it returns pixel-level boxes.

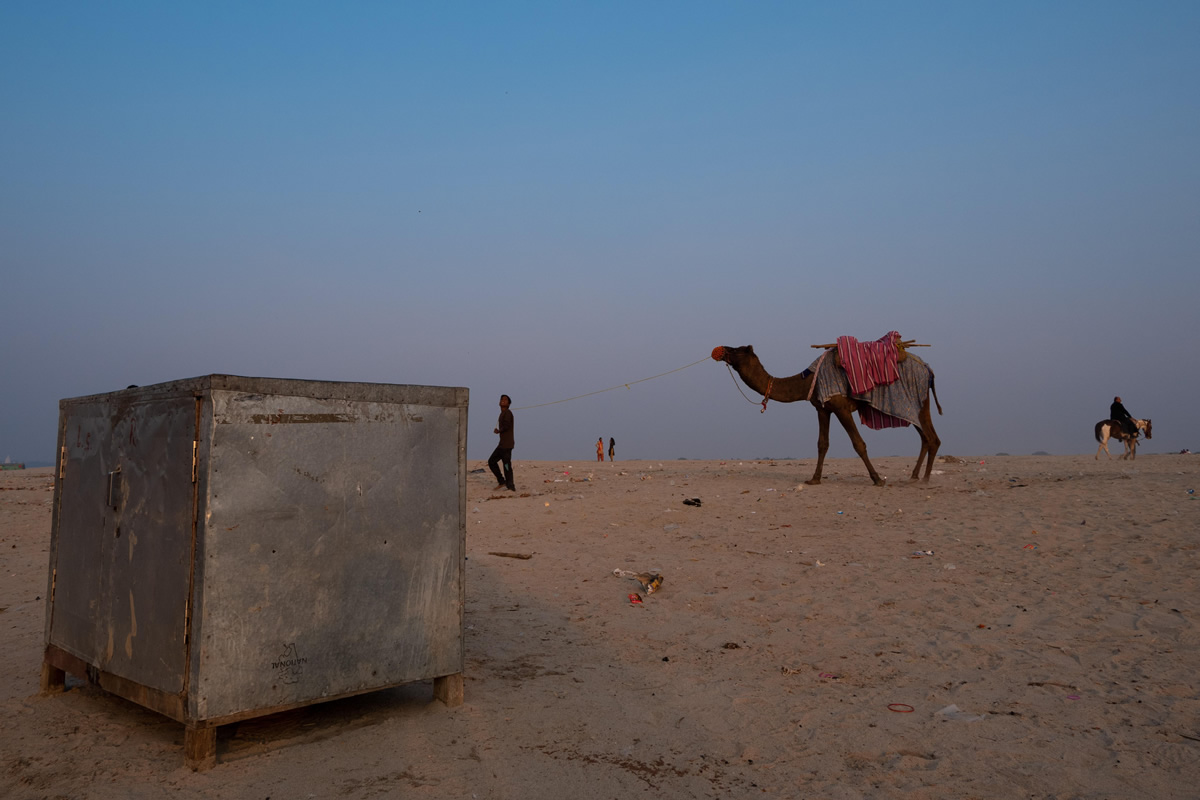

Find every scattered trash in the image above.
[912,550,934,556]
[887,703,915,713]
[819,672,838,679]
[937,704,988,722]
[663,523,680,532]
[613,569,663,594]
[636,573,664,594]
[780,665,803,675]
[815,560,825,567]
[489,551,533,560]
[628,594,643,605]
[722,642,741,650]
[682,498,702,507]
[1023,544,1038,550]
[943,563,956,570]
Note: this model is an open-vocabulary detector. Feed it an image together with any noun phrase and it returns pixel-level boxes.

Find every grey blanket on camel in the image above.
[807,351,934,429]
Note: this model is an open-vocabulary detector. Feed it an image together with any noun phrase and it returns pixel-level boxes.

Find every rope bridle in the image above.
[724,363,773,413]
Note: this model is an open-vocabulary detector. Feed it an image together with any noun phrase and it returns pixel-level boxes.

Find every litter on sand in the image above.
[613,569,664,594]
[937,704,988,722]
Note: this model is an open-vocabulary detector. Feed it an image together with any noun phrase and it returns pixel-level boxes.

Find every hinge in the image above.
[59,446,66,479]
[191,441,198,483]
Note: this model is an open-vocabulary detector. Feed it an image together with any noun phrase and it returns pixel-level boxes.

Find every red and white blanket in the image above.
[836,331,901,396]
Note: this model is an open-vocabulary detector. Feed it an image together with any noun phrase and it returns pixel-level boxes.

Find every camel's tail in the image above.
[931,376,943,416]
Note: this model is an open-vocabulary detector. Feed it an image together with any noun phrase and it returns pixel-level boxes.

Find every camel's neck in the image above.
[732,358,814,403]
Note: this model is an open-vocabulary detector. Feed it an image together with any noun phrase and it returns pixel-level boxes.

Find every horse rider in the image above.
[1110,396,1137,438]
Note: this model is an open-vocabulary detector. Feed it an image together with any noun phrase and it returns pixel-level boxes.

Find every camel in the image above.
[712,344,942,485]
[1095,418,1152,460]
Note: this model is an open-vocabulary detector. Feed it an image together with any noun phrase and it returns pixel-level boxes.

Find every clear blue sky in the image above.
[3,2,1197,465]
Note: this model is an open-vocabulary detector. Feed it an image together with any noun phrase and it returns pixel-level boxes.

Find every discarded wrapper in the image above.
[635,572,664,594]
[613,568,664,594]
[628,593,643,605]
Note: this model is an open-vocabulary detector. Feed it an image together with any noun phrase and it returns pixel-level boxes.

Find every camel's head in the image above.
[1144,419,1152,439]
[711,345,754,365]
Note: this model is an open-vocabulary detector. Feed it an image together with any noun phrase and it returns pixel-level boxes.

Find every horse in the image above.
[1095,418,1152,460]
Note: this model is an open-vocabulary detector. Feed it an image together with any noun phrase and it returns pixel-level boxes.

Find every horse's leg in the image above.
[911,398,941,481]
[807,405,832,485]
[830,403,885,486]
[1098,427,1112,460]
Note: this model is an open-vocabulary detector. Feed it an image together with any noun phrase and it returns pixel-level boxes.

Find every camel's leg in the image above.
[831,405,885,486]
[911,437,929,479]
[911,399,941,481]
[807,407,832,485]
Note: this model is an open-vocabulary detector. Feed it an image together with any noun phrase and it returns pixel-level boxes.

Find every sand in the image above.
[2,454,1198,799]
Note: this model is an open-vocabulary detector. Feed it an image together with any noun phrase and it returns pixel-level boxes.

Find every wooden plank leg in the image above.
[184,723,217,771]
[39,661,66,695]
[433,673,464,707]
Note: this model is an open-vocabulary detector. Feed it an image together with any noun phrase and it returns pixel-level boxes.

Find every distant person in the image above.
[608,437,616,462]
[488,395,515,491]
[1110,396,1136,438]
[596,437,604,462]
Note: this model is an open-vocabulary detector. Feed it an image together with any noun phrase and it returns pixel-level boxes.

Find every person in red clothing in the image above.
[596,438,604,462]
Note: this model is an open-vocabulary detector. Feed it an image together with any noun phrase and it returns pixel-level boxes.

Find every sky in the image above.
[2,2,1197,466]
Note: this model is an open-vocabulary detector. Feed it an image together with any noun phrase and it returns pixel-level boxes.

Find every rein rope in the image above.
[514,357,711,411]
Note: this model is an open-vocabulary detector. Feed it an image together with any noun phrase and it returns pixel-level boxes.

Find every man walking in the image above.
[489,394,515,491]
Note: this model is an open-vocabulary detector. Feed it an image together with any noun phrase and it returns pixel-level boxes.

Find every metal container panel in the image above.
[189,382,466,721]
[49,391,198,695]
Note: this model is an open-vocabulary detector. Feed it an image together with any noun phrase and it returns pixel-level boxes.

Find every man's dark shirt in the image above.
[497,409,515,449]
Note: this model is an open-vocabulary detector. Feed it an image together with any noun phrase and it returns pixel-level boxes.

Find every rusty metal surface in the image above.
[191,387,466,720]
[46,375,467,724]
[49,392,197,695]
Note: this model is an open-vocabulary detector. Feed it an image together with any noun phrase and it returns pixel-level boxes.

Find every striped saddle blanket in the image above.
[806,334,933,430]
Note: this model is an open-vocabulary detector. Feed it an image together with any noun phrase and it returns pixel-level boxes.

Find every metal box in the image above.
[41,375,467,768]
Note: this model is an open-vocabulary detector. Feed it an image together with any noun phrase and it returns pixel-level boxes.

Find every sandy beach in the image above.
[2,454,1198,799]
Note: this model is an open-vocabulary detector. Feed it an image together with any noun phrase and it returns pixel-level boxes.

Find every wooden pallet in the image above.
[40,644,464,770]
